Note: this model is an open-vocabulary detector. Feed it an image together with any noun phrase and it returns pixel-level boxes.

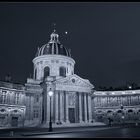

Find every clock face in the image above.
[72,78,75,83]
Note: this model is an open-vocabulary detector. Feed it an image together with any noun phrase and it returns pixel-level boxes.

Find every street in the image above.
[1,126,140,138]
[25,127,140,138]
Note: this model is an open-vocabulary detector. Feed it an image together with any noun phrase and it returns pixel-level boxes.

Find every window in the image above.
[0,109,5,112]
[128,110,133,113]
[44,66,50,79]
[34,69,37,79]
[59,67,66,77]
[34,95,39,103]
[15,93,19,104]
[36,95,39,102]
[2,91,7,103]
[0,117,5,125]
[34,110,39,118]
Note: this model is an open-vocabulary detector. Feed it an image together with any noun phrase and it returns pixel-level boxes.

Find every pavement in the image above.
[0,122,121,137]
[21,126,119,136]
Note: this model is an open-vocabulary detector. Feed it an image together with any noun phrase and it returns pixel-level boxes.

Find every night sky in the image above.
[0,2,140,88]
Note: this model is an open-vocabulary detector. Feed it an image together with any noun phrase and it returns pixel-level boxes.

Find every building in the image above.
[0,81,26,127]
[93,90,140,124]
[0,30,94,127]
[0,30,140,128]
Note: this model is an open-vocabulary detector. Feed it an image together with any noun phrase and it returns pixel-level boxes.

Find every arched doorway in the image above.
[10,109,23,127]
[0,108,8,127]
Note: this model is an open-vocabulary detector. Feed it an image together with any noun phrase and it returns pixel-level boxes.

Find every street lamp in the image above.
[48,89,54,132]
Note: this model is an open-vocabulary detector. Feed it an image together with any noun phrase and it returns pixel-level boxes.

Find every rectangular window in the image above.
[15,93,19,104]
[34,95,39,103]
[36,95,39,102]
[34,110,39,118]
[2,91,7,103]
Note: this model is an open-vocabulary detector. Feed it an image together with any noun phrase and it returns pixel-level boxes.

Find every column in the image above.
[127,96,129,106]
[24,108,26,127]
[55,91,59,123]
[65,92,69,123]
[138,96,139,105]
[42,92,46,124]
[59,91,63,123]
[84,93,87,123]
[79,93,82,123]
[38,65,41,80]
[28,95,31,121]
[10,91,13,104]
[129,95,132,106]
[46,93,50,124]
[88,94,92,123]
[7,91,9,104]
[31,96,34,120]
[33,68,35,79]
[39,95,42,124]
[7,109,11,127]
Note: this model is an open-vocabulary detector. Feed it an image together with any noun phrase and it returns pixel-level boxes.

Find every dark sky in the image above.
[0,2,140,88]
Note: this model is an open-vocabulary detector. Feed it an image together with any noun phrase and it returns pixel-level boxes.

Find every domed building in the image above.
[24,30,94,127]
[0,30,140,128]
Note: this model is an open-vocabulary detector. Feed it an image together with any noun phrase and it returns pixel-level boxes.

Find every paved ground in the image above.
[0,125,113,138]
[0,124,140,138]
[0,122,106,136]
[26,127,140,138]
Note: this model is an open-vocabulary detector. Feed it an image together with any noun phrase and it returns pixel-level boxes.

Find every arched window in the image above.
[117,110,122,113]
[59,67,66,77]
[107,110,112,113]
[44,66,50,79]
[128,109,133,113]
[34,69,37,79]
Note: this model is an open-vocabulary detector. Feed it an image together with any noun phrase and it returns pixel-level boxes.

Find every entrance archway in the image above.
[11,117,18,127]
[68,108,75,123]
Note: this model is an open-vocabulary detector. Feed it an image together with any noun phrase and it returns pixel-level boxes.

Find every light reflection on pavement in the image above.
[23,127,140,138]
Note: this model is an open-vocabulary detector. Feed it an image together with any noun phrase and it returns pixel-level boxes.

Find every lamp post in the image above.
[40,76,56,131]
[48,89,54,132]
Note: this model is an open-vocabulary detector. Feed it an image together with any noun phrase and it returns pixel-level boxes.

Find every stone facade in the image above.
[93,90,140,124]
[0,81,26,127]
[24,75,93,127]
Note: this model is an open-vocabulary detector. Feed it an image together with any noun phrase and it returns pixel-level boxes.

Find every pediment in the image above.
[55,74,94,88]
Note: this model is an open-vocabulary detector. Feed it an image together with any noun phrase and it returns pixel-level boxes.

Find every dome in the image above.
[36,30,71,57]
